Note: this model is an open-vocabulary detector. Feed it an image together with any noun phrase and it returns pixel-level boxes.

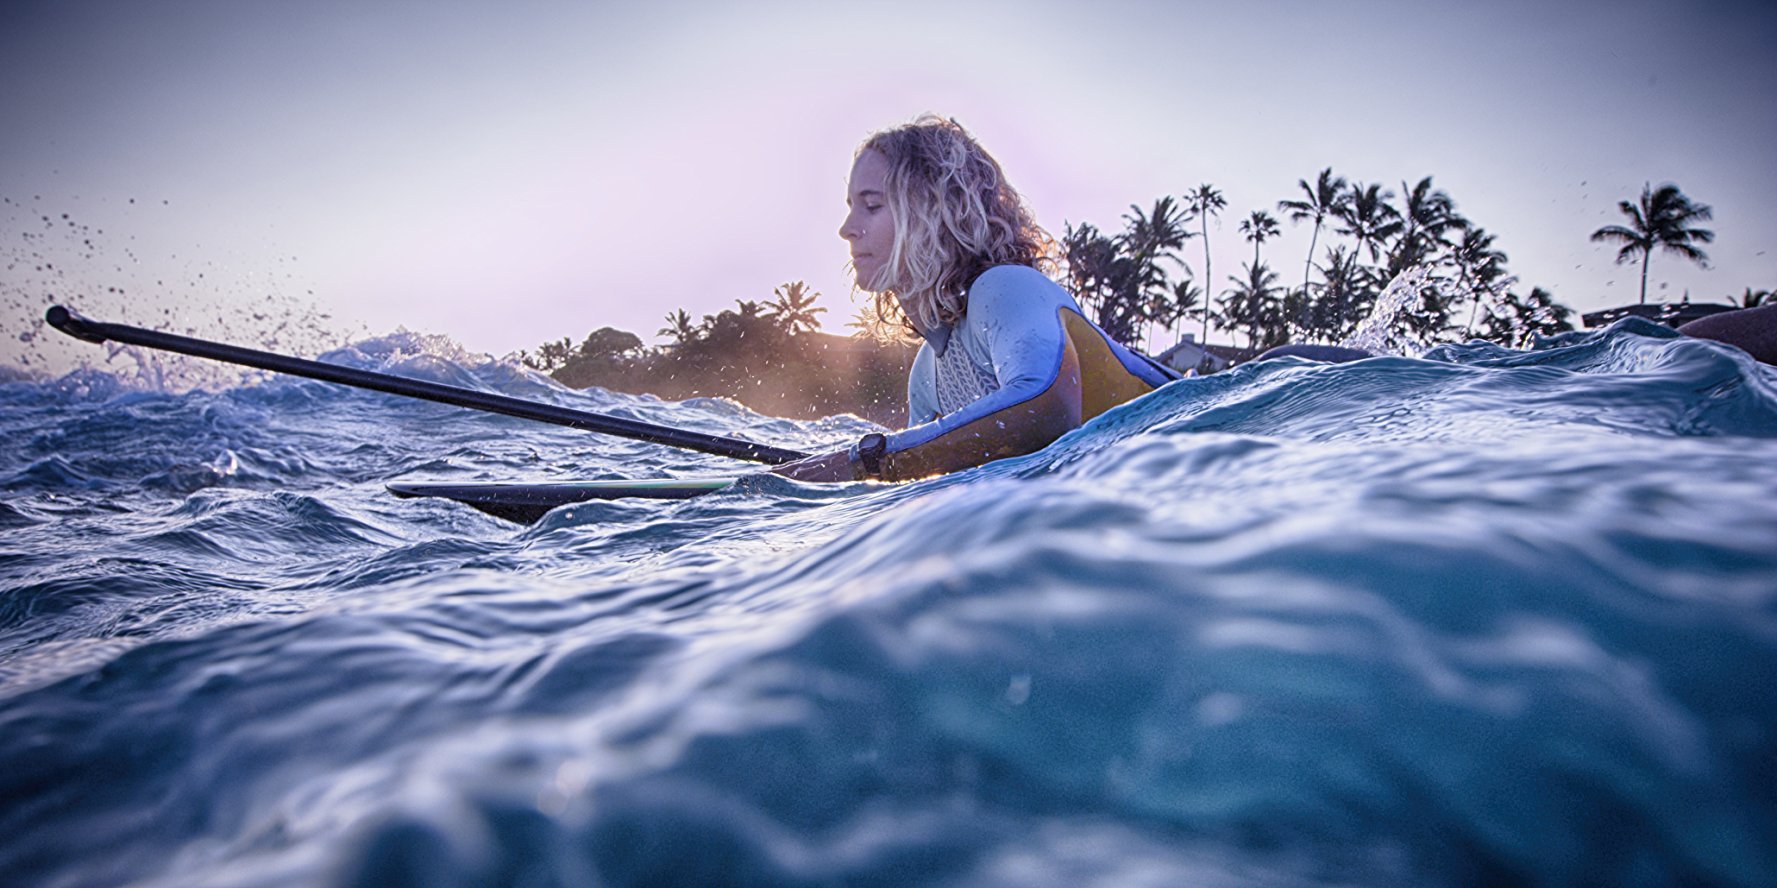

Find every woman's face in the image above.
[839,149,894,291]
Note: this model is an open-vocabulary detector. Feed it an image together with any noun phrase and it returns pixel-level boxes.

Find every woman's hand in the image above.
[768,449,860,483]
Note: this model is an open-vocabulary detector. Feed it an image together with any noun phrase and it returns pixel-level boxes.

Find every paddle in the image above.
[45,305,809,465]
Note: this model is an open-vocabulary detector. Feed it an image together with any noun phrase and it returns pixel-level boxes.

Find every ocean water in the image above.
[2,317,1775,888]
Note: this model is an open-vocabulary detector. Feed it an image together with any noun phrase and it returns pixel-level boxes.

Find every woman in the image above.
[772,116,1178,483]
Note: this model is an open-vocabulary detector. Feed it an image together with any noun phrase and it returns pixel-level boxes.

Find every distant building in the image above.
[1153,334,1257,375]
[1581,301,1735,330]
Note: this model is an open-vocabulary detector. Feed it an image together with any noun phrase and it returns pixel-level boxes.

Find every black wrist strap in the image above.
[852,434,886,477]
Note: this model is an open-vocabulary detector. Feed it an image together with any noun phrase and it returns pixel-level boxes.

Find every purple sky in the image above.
[4,0,1774,371]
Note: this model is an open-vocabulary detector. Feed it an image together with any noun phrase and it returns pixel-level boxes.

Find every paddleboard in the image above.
[387,477,739,523]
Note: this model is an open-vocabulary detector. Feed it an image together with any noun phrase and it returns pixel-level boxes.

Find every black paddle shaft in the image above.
[45,305,809,465]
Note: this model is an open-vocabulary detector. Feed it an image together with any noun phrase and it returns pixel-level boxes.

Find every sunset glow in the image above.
[4,0,1773,368]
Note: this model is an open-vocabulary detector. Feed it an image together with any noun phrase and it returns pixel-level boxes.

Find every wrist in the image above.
[851,433,887,478]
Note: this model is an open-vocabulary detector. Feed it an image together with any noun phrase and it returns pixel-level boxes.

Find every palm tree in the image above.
[1122,196,1193,264]
[1278,168,1349,300]
[1121,197,1193,347]
[1590,183,1714,305]
[764,281,827,335]
[1185,184,1227,345]
[1221,260,1284,349]
[1314,244,1369,339]
[526,337,574,371]
[1451,227,1509,336]
[1728,287,1772,309]
[1063,221,1128,335]
[1386,177,1465,276]
[1335,182,1403,266]
[1238,210,1281,267]
[658,309,697,348]
[1336,183,1407,312]
[1165,274,1203,350]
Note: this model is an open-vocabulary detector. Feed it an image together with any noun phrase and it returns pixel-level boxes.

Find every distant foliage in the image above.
[1062,197,1196,352]
[520,337,574,372]
[1479,287,1576,347]
[521,328,640,373]
[1052,168,1629,358]
[537,283,913,424]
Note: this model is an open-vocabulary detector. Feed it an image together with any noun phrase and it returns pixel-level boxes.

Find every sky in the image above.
[4,0,1775,373]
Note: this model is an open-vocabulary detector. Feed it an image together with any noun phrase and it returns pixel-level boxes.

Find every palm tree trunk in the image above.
[1302,222,1320,299]
[1639,250,1650,305]
[1461,269,1479,337]
[1200,216,1212,346]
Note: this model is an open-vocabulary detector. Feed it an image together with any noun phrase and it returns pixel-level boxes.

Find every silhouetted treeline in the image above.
[523,283,915,425]
[1063,172,1590,366]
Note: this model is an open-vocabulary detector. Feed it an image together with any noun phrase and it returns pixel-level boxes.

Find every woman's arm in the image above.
[874,267,1086,480]
[770,269,1078,483]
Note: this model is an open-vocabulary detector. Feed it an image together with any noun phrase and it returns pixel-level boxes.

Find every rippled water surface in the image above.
[3,318,1775,887]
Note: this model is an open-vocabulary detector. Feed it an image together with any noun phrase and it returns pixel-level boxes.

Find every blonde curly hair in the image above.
[857,115,1058,338]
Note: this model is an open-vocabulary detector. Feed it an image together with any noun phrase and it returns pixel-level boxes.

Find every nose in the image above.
[838,207,861,243]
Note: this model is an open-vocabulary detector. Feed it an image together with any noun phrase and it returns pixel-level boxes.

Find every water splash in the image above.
[1,196,363,388]
[1338,265,1438,356]
[1339,262,1521,356]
